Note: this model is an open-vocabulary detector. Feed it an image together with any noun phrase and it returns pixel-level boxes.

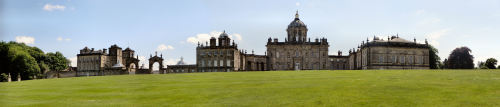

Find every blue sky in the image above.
[2,0,500,68]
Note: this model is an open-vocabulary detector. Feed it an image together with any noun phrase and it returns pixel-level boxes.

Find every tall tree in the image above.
[477,61,487,69]
[45,52,69,71]
[8,45,40,80]
[485,58,497,69]
[447,47,474,69]
[442,59,448,69]
[428,45,441,69]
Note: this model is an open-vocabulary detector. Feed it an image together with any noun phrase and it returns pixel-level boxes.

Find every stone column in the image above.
[7,73,11,82]
[17,73,21,81]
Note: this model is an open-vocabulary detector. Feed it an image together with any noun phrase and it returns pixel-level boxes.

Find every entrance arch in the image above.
[128,63,137,74]
[149,52,164,74]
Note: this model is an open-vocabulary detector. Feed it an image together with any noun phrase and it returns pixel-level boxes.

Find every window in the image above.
[214,60,217,67]
[227,60,231,67]
[409,56,414,64]
[379,56,384,63]
[276,52,280,58]
[296,51,300,57]
[220,60,223,67]
[392,56,397,63]
[201,60,205,67]
[400,56,405,64]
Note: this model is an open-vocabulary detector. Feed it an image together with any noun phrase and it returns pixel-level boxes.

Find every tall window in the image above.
[409,56,414,64]
[220,60,223,67]
[379,56,384,63]
[201,60,205,67]
[276,52,280,58]
[392,56,397,63]
[214,60,217,67]
[400,56,405,64]
[227,60,231,67]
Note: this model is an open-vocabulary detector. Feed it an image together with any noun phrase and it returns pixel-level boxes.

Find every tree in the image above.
[428,45,441,69]
[442,59,448,69]
[447,47,474,69]
[485,58,497,69]
[45,52,69,72]
[8,45,40,80]
[0,41,68,81]
[477,61,488,69]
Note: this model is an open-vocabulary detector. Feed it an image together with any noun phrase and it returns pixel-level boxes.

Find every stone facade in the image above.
[168,11,431,72]
[196,31,242,72]
[266,11,330,70]
[79,11,431,74]
[347,36,430,69]
[77,44,139,76]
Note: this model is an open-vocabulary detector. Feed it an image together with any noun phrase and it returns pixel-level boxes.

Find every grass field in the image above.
[1,70,500,106]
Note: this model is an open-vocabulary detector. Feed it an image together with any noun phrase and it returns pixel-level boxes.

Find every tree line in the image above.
[0,41,69,82]
[429,45,497,69]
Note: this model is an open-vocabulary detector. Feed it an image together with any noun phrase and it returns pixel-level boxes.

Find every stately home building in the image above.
[77,45,140,75]
[78,11,431,75]
[347,36,430,69]
[165,11,431,72]
[196,31,242,72]
[266,12,330,70]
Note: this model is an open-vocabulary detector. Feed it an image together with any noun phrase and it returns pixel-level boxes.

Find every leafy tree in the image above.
[442,59,448,69]
[8,45,40,80]
[428,45,441,69]
[477,61,487,69]
[485,58,497,69]
[447,47,474,69]
[45,52,69,71]
[0,41,68,81]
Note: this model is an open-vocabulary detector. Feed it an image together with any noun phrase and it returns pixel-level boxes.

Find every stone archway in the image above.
[127,63,137,74]
[149,52,164,74]
[125,58,139,75]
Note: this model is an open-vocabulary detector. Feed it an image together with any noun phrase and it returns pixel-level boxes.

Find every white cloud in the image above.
[425,29,451,46]
[415,9,426,15]
[69,57,77,67]
[186,31,243,45]
[138,56,147,68]
[296,2,301,6]
[57,37,71,42]
[15,36,35,45]
[164,58,180,66]
[157,44,174,51]
[43,4,66,11]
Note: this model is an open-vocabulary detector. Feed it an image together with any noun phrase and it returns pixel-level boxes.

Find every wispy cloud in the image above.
[186,31,243,45]
[15,36,35,45]
[425,29,451,46]
[69,56,77,67]
[157,44,174,52]
[296,2,301,6]
[57,37,71,42]
[43,4,66,11]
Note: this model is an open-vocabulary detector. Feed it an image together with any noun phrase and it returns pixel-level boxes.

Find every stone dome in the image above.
[176,57,187,65]
[288,11,307,28]
[219,30,229,38]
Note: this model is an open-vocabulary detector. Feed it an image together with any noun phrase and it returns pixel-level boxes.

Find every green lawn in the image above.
[1,70,500,106]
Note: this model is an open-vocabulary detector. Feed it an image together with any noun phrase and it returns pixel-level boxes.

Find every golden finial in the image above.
[295,10,299,19]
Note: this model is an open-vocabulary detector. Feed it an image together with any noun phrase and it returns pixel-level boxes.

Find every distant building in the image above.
[166,11,430,72]
[196,31,242,72]
[266,11,330,70]
[77,44,139,75]
[79,11,430,74]
[166,57,196,73]
[348,36,430,69]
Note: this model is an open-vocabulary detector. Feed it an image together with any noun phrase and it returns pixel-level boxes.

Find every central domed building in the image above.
[266,11,331,70]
